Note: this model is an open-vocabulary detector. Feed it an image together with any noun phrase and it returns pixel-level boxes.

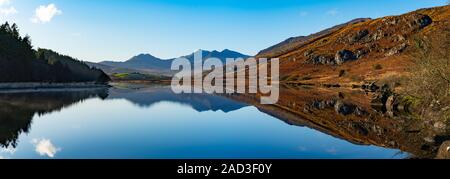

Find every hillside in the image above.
[0,22,110,83]
[257,18,371,58]
[85,61,154,75]
[258,5,450,88]
[111,72,172,82]
[37,49,111,83]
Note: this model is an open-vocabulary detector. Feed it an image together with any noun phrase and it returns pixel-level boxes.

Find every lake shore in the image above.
[0,82,110,90]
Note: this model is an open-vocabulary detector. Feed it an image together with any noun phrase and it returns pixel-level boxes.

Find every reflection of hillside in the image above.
[226,85,450,158]
[107,85,247,113]
[0,88,109,148]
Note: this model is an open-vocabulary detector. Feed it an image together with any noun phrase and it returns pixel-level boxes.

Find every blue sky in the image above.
[0,0,447,62]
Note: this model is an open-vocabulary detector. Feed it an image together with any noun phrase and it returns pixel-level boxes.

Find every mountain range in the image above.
[87,49,250,76]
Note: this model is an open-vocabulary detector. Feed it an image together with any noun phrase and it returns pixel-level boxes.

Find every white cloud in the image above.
[0,0,11,6]
[31,4,62,24]
[326,9,339,16]
[0,6,17,17]
[0,0,17,17]
[32,138,61,158]
[70,32,82,37]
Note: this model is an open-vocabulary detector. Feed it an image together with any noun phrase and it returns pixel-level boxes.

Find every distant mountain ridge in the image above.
[89,49,250,75]
[100,54,172,74]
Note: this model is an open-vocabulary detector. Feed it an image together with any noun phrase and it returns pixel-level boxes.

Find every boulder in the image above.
[349,123,369,136]
[434,121,447,131]
[408,14,432,30]
[304,50,313,57]
[386,43,408,56]
[310,55,335,65]
[371,30,385,41]
[355,49,368,59]
[335,50,356,65]
[335,101,357,115]
[436,141,450,159]
[395,34,406,42]
[349,29,369,43]
[385,95,396,117]
[362,82,380,92]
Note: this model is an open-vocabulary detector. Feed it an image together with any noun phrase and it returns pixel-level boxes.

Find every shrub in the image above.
[373,64,383,70]
[339,70,346,77]
[350,75,363,82]
[407,27,450,121]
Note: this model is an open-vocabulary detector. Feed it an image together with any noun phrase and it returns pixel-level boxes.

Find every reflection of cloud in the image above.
[1,147,16,155]
[32,138,61,158]
[298,146,308,152]
[325,148,338,155]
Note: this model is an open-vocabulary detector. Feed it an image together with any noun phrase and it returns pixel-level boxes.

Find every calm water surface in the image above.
[0,85,407,159]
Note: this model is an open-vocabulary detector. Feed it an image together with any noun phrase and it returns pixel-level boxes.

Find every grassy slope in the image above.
[260,5,449,89]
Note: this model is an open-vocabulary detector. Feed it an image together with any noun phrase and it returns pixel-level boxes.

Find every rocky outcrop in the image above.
[349,29,370,43]
[304,99,368,116]
[305,49,357,65]
[386,43,408,57]
[355,48,369,59]
[335,50,356,65]
[368,84,415,117]
[361,82,381,92]
[290,8,438,70]
[407,14,433,30]
[305,54,336,65]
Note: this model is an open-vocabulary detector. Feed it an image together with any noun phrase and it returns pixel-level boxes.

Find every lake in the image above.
[0,84,411,159]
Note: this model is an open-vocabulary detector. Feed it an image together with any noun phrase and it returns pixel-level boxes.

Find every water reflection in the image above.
[0,88,108,148]
[32,138,61,158]
[108,84,248,113]
[226,85,450,158]
[0,84,446,158]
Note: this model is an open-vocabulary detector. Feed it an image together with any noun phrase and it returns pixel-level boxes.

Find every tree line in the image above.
[0,22,110,83]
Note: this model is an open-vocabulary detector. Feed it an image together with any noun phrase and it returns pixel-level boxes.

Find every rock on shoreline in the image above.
[436,141,450,159]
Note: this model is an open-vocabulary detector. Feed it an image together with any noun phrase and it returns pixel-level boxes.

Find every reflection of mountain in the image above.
[107,85,247,113]
[2,84,447,159]
[227,85,450,159]
[0,88,109,148]
[100,84,450,158]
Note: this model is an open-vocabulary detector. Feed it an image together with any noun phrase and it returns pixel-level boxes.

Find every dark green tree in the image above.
[0,22,110,83]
